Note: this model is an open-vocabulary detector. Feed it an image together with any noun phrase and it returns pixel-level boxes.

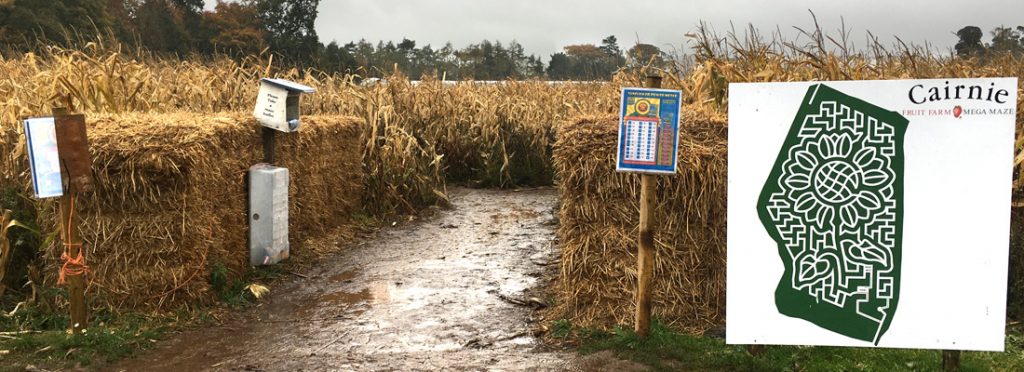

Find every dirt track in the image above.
[110,187,595,371]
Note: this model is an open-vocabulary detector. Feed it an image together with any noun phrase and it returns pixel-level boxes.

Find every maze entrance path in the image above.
[110,188,589,371]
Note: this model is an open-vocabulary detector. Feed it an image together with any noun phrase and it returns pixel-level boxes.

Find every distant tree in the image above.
[135,0,189,53]
[563,44,607,79]
[172,0,204,45]
[627,43,665,66]
[0,0,118,49]
[321,40,358,73]
[526,55,545,77]
[955,26,985,57]
[254,0,321,62]
[546,52,572,80]
[600,35,622,57]
[988,26,1024,57]
[199,0,266,55]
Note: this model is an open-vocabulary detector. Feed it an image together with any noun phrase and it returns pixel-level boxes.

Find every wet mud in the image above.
[110,187,596,371]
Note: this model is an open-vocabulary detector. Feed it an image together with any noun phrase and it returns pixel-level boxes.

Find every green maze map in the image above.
[757,84,909,344]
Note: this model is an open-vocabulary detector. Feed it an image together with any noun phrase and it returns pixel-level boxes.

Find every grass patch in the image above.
[560,320,1024,371]
[0,309,174,371]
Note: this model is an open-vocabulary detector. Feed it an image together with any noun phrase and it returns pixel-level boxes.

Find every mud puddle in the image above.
[110,187,582,371]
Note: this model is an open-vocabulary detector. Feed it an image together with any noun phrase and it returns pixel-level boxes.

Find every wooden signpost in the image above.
[50,106,92,335]
[634,76,661,338]
[614,75,682,338]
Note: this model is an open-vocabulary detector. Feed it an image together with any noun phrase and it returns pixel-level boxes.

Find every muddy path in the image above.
[111,187,583,371]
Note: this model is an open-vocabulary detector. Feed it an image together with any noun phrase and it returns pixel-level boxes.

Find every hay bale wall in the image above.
[15,113,363,310]
[552,110,727,333]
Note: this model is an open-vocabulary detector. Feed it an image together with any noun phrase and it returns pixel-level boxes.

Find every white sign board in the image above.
[23,117,63,198]
[727,78,1017,351]
[252,78,314,133]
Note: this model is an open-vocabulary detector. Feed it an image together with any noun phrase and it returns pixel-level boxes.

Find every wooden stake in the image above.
[634,75,662,338]
[58,193,87,335]
[942,350,960,372]
[262,126,276,164]
[53,106,87,335]
[747,344,765,357]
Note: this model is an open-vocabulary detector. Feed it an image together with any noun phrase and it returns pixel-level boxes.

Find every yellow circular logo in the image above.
[636,99,651,115]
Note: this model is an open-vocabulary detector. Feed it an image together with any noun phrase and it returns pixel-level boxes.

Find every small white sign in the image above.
[727,78,1017,351]
[23,117,63,199]
[252,78,314,133]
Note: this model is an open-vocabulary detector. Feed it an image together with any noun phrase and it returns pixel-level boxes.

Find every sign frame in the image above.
[615,87,683,174]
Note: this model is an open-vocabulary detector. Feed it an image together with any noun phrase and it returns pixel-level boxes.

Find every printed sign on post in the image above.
[616,88,682,174]
[23,117,63,198]
[727,78,1017,351]
[252,78,315,133]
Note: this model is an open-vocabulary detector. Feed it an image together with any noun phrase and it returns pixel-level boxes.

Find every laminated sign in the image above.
[616,88,682,174]
[23,117,63,198]
[727,78,1018,351]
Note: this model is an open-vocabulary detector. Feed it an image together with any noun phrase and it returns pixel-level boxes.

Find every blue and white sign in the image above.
[23,117,63,198]
[616,87,682,174]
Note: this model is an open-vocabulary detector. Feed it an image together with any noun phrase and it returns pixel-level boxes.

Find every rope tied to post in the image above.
[57,194,88,285]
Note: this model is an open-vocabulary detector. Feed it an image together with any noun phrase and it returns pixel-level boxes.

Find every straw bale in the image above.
[23,112,365,310]
[552,109,727,333]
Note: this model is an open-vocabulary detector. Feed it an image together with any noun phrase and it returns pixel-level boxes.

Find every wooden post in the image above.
[634,75,662,338]
[942,350,960,372]
[749,344,765,356]
[58,192,87,335]
[53,106,87,335]
[262,126,276,164]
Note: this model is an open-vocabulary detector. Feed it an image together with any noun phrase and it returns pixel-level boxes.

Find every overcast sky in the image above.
[206,0,1024,59]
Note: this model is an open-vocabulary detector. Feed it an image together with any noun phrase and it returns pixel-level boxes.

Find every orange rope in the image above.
[57,194,89,285]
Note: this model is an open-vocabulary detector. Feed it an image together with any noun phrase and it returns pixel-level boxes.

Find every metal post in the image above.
[634,75,662,338]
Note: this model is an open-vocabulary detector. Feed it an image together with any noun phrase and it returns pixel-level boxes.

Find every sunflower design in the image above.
[780,132,893,230]
[758,84,908,345]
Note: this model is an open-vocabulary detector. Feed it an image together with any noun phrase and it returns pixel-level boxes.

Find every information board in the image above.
[727,78,1017,351]
[23,117,63,198]
[616,88,682,174]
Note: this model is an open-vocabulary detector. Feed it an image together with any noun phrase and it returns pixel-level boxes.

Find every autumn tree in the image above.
[0,0,119,49]
[627,43,666,66]
[134,0,189,53]
[200,0,266,55]
[254,0,321,62]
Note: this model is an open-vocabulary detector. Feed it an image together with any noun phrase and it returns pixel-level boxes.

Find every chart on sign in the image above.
[616,88,682,174]
[622,118,659,164]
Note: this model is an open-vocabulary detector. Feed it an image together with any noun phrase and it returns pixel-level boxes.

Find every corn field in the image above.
[1,28,1023,209]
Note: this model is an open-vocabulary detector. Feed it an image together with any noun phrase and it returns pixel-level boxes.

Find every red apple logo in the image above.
[953,105,963,118]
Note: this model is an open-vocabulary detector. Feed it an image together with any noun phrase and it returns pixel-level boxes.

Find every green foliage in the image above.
[0,0,121,49]
[208,261,282,307]
[547,36,625,80]
[209,261,229,294]
[255,0,321,63]
[0,187,42,301]
[0,311,169,369]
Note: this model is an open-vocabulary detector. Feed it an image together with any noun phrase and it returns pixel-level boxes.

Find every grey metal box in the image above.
[249,164,289,265]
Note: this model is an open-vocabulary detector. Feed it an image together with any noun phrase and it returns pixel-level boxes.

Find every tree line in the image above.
[7,2,1016,80]
[0,0,673,80]
[955,26,1024,58]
